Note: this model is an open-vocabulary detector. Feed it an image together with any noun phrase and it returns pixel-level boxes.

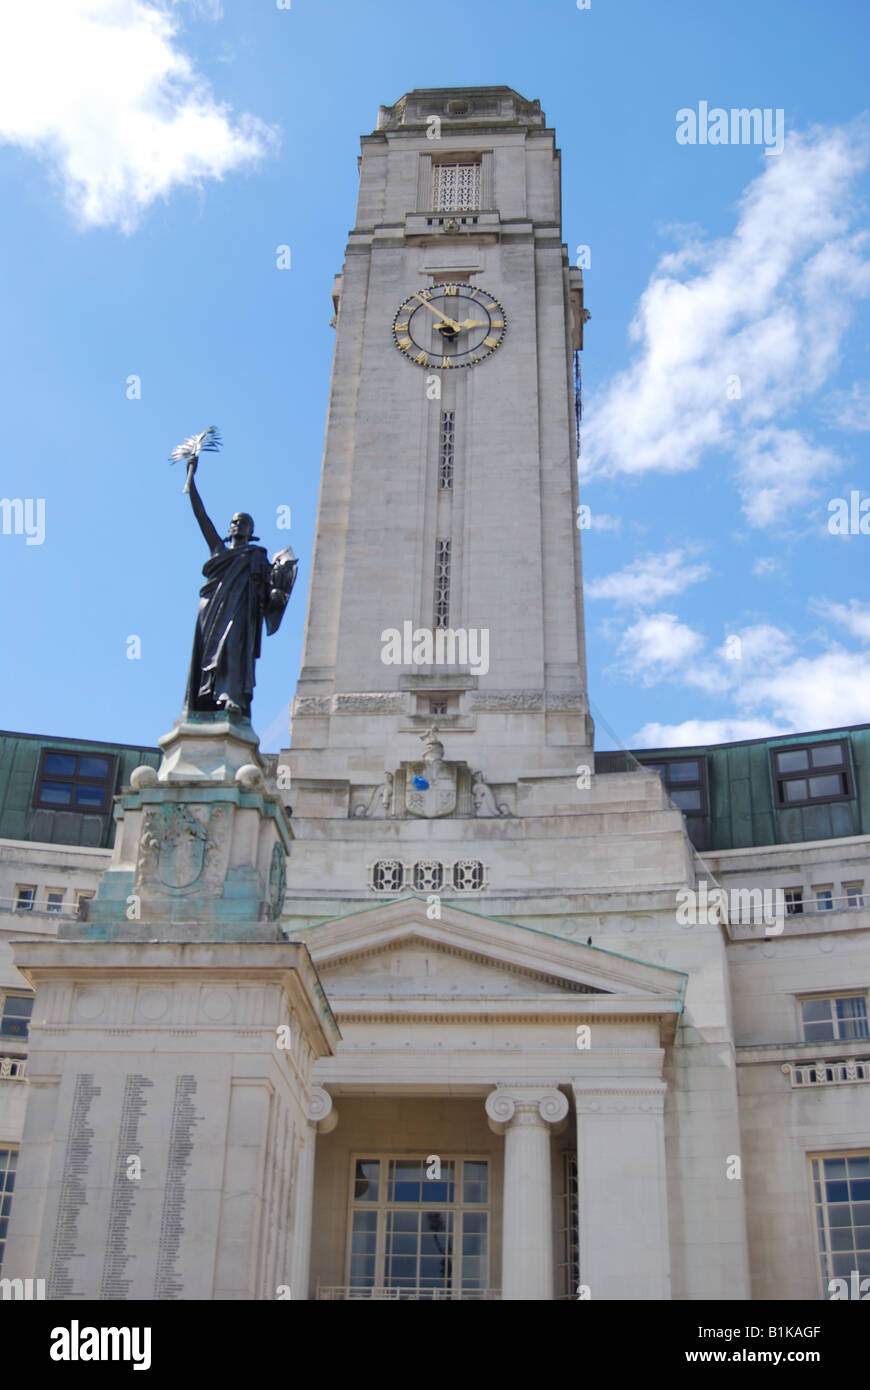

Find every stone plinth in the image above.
[2,934,340,1300]
[87,715,292,927]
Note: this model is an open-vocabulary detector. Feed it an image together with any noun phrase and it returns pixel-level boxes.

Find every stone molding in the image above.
[469,690,543,711]
[571,1080,666,1115]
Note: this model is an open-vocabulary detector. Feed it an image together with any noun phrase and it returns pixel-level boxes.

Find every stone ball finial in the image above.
[130,765,158,789]
[235,763,264,790]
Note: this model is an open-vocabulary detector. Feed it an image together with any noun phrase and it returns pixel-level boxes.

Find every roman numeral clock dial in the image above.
[392,284,507,368]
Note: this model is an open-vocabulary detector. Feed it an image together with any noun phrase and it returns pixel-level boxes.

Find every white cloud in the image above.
[588,512,622,532]
[0,0,278,232]
[586,548,709,605]
[825,380,870,431]
[812,598,870,643]
[738,648,870,729]
[614,612,705,685]
[752,556,783,577]
[633,717,785,748]
[736,427,840,527]
[582,124,870,525]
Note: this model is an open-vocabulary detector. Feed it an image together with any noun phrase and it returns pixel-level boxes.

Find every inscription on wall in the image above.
[100,1073,154,1300]
[153,1074,200,1299]
[47,1072,102,1299]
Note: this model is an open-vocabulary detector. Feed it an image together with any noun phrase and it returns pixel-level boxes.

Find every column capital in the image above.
[308,1085,338,1133]
[485,1085,569,1135]
[571,1079,666,1115]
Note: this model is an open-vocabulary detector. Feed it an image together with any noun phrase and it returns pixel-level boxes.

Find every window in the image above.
[413,861,443,892]
[0,1148,17,1274]
[784,887,804,916]
[14,885,36,913]
[453,861,484,891]
[812,1153,870,1291]
[45,890,65,914]
[348,1156,490,1298]
[75,889,95,919]
[771,741,851,808]
[801,994,869,1044]
[34,748,116,814]
[0,994,33,1042]
[558,1153,579,1300]
[434,539,451,629]
[844,882,865,908]
[431,159,481,212]
[371,861,404,893]
[438,410,455,490]
[429,699,448,716]
[644,758,707,814]
[814,885,834,912]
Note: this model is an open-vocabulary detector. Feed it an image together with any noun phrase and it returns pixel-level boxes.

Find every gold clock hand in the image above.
[457,319,487,329]
[411,294,462,333]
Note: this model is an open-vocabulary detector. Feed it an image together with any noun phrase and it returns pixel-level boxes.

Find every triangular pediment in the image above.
[290,896,685,1021]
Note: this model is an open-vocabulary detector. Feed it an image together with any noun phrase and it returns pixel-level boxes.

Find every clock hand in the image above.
[411,294,462,333]
[457,319,487,329]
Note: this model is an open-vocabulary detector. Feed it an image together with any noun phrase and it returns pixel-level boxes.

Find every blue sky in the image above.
[0,0,868,753]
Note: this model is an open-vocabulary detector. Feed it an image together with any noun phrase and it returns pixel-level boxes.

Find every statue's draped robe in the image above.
[185,542,272,715]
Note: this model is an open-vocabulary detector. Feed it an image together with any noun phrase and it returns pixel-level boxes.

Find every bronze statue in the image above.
[170,428,297,718]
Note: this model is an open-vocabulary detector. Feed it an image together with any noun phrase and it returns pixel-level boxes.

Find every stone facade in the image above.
[0,89,868,1302]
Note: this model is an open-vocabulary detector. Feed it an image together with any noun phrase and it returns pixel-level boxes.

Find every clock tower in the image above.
[287,86,593,812]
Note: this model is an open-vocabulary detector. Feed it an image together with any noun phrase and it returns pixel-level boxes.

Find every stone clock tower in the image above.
[275,90,747,1304]
[287,86,593,812]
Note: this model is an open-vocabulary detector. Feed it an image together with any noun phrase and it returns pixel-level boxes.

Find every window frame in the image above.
[810,1150,870,1296]
[798,991,870,1044]
[0,1146,19,1275]
[345,1153,492,1299]
[0,991,34,1044]
[14,884,36,913]
[33,747,117,815]
[644,756,708,816]
[770,740,852,810]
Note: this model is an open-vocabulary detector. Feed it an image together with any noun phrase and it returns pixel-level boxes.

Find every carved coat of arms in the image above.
[404,726,457,819]
[136,804,224,893]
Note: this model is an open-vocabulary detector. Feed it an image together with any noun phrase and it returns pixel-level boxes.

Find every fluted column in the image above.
[290,1086,337,1300]
[486,1085,569,1300]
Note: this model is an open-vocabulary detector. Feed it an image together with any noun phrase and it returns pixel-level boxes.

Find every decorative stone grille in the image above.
[434,539,451,629]
[432,162,481,211]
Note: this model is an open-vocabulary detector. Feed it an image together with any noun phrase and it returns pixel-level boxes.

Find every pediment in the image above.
[290,895,685,1015]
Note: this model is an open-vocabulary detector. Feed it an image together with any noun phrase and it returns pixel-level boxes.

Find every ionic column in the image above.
[486,1085,569,1301]
[572,1080,669,1300]
[290,1086,337,1301]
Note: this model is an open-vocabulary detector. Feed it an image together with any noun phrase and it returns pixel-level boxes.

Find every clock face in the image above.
[392,283,507,369]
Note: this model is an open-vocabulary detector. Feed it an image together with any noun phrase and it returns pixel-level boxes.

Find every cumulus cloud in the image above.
[582,124,870,525]
[588,512,622,532]
[0,0,278,232]
[811,598,870,643]
[614,612,705,685]
[586,549,710,605]
[738,648,870,729]
[623,611,870,741]
[633,717,786,748]
[825,380,870,431]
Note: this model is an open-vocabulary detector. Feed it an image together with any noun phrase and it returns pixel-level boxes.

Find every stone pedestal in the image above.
[485,1085,569,1301]
[2,934,340,1300]
[87,714,292,928]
